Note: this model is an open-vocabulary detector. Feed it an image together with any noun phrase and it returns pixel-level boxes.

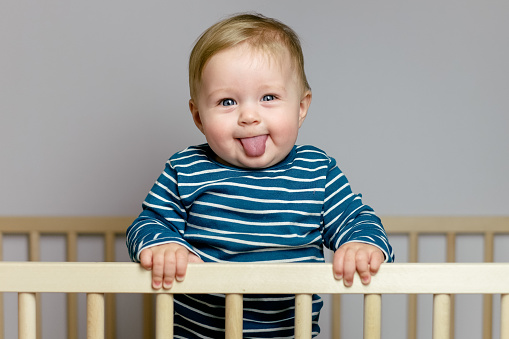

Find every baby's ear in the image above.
[298,91,312,127]
[189,99,205,134]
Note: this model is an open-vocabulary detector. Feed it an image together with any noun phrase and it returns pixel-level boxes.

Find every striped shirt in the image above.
[127,144,394,338]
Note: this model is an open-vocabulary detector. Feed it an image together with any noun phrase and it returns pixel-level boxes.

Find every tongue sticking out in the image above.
[239,135,268,157]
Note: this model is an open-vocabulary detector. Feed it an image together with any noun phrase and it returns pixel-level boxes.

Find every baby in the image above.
[127,12,394,338]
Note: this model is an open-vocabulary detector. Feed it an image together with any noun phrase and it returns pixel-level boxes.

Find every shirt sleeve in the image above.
[321,157,394,262]
[126,160,196,262]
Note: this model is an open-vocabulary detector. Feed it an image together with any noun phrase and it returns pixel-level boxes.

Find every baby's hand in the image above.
[139,243,203,290]
[333,242,384,287]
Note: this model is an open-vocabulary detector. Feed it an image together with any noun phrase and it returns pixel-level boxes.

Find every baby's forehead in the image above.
[209,42,295,71]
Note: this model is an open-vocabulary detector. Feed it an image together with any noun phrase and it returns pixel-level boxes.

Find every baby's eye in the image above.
[261,95,275,102]
[221,99,236,106]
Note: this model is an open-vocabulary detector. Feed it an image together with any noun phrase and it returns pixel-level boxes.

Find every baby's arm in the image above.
[140,243,203,290]
[333,242,384,287]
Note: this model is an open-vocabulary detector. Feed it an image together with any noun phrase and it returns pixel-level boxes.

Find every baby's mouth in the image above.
[239,135,268,157]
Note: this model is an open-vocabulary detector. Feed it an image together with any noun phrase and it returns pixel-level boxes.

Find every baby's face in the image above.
[189,44,311,169]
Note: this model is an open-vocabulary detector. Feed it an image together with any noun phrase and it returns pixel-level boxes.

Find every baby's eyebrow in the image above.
[257,84,287,95]
[205,88,235,101]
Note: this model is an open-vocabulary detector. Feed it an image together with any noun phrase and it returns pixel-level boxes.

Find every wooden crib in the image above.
[1,216,508,339]
[1,261,509,339]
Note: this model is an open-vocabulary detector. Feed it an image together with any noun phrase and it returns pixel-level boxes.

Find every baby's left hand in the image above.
[333,242,384,287]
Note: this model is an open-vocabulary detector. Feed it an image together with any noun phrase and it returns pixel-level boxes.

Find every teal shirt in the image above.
[127,144,394,338]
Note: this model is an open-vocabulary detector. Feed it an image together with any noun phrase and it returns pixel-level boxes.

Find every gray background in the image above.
[1,1,508,338]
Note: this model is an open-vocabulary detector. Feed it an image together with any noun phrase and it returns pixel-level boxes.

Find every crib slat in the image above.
[433,294,451,339]
[408,232,419,339]
[156,293,173,339]
[332,294,341,339]
[87,293,105,339]
[27,231,42,339]
[364,294,381,339]
[104,231,116,339]
[295,294,312,339]
[67,231,78,339]
[502,294,509,339]
[19,292,37,339]
[143,294,155,338]
[483,232,494,339]
[446,232,456,339]
[226,293,243,339]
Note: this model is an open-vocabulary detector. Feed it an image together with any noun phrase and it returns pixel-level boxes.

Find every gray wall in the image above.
[1,1,508,217]
[1,1,509,338]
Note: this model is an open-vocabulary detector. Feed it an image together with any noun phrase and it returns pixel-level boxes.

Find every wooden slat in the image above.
[446,233,455,339]
[382,216,509,233]
[28,231,40,262]
[433,294,451,339]
[502,294,509,339]
[155,293,173,339]
[331,294,341,339]
[104,231,116,339]
[225,294,243,339]
[28,231,41,339]
[483,232,495,339]
[295,294,312,339]
[408,232,418,339]
[66,231,78,339]
[19,292,37,339]
[363,294,381,339]
[0,216,133,233]
[87,293,105,339]
[143,294,155,338]
[1,262,509,295]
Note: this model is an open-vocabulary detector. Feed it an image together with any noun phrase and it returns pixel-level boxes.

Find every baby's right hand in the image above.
[139,243,203,290]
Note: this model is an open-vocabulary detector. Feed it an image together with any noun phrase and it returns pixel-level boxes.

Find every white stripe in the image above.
[323,192,355,218]
[324,182,350,204]
[189,212,317,228]
[154,180,181,201]
[172,159,212,168]
[187,223,316,239]
[142,201,186,214]
[204,192,323,205]
[324,171,345,189]
[193,201,321,216]
[181,182,324,200]
[178,174,326,187]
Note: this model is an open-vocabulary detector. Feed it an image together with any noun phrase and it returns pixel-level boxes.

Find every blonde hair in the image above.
[189,13,310,100]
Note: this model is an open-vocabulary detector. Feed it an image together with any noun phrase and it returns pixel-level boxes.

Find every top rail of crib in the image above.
[1,262,508,294]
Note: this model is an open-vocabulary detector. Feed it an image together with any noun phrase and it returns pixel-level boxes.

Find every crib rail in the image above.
[0,216,132,339]
[1,262,509,339]
[2,216,509,339]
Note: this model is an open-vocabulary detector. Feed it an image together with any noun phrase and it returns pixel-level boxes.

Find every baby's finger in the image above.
[343,248,357,287]
[174,247,190,282]
[355,250,371,285]
[369,250,384,276]
[162,250,177,289]
[139,250,153,271]
[332,248,345,280]
[151,252,165,290]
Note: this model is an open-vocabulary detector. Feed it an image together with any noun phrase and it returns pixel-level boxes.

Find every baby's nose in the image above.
[238,106,261,125]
